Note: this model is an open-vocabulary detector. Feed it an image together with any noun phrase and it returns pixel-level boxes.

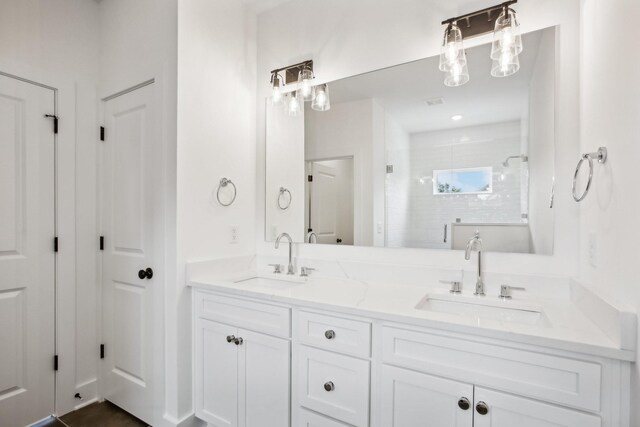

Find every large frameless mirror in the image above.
[265,26,556,254]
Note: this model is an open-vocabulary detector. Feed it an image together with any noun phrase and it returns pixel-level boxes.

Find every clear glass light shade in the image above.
[286,92,302,117]
[297,67,315,101]
[271,73,283,105]
[491,9,522,60]
[491,49,520,77]
[311,84,330,111]
[444,58,470,87]
[439,23,465,71]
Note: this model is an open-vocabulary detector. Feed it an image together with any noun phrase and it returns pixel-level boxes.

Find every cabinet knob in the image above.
[323,381,334,392]
[226,335,235,343]
[234,337,243,345]
[476,401,489,415]
[457,397,470,410]
[324,330,335,339]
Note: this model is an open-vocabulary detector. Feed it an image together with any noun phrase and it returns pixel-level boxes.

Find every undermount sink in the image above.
[234,276,304,290]
[415,293,549,327]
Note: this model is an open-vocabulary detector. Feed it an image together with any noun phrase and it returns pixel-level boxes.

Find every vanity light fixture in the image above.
[439,1,522,86]
[269,60,331,113]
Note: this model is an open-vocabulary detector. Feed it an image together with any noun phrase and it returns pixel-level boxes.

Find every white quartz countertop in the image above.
[188,268,636,361]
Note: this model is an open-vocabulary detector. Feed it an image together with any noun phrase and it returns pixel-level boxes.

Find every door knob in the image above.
[475,401,489,415]
[138,268,153,279]
[323,381,334,392]
[324,330,335,339]
[457,397,470,410]
[226,335,235,343]
[234,337,243,345]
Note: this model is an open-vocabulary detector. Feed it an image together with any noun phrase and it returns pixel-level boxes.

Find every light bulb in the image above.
[311,84,330,111]
[270,73,283,106]
[439,23,464,71]
[287,92,301,117]
[444,58,469,87]
[298,67,315,101]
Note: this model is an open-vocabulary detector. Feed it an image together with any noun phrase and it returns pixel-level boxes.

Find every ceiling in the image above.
[325,28,548,134]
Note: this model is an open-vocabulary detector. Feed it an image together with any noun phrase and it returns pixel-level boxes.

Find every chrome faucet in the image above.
[306,231,318,244]
[275,233,295,275]
[465,231,484,296]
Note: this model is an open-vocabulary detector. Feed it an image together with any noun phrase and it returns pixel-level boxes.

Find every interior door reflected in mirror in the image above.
[265,27,556,255]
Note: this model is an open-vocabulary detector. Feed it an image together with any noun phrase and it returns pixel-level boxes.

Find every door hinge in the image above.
[100,344,105,359]
[45,114,59,134]
[54,355,59,371]
[54,237,58,252]
[386,164,394,173]
[308,175,313,182]
[99,236,104,251]
[100,126,105,141]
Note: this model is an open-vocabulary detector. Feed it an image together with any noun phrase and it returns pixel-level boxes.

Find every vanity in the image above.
[189,258,634,427]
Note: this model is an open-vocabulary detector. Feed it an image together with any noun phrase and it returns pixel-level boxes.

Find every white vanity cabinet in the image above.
[194,290,291,427]
[191,288,630,427]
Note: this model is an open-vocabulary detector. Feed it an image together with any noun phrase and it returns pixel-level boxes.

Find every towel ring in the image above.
[217,178,237,206]
[278,187,292,210]
[572,147,607,202]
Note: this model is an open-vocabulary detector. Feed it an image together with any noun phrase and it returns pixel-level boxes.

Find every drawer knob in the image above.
[457,397,470,410]
[234,337,243,345]
[324,330,335,339]
[476,401,489,415]
[226,335,235,343]
[323,381,334,392]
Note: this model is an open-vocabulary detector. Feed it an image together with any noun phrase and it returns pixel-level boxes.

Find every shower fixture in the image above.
[502,154,528,167]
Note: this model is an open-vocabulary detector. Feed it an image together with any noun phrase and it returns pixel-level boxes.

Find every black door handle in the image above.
[138,268,153,280]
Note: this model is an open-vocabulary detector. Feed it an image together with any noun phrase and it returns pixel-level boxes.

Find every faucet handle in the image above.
[268,264,282,274]
[300,266,316,277]
[499,285,525,299]
[440,280,462,294]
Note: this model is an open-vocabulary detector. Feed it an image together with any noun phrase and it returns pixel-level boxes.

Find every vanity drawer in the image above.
[381,326,601,412]
[298,408,351,427]
[297,311,371,357]
[195,291,290,338]
[298,345,370,427]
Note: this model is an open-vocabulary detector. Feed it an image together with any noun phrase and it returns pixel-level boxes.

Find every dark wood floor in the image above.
[36,401,148,427]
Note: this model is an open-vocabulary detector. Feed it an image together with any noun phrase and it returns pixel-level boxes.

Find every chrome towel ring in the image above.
[217,178,237,206]
[278,187,292,210]
[572,147,607,202]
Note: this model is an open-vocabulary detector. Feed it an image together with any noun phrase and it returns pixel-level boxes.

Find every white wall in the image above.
[385,114,411,247]
[579,0,640,423]
[177,0,257,423]
[0,0,101,415]
[527,28,555,254]
[407,121,525,250]
[256,0,580,277]
[265,101,305,242]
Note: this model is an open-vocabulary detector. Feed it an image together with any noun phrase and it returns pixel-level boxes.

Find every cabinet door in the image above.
[473,388,601,427]
[196,319,239,427]
[238,328,290,427]
[380,365,473,427]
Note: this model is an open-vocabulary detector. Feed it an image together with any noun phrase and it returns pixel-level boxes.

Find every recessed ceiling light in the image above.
[451,114,463,121]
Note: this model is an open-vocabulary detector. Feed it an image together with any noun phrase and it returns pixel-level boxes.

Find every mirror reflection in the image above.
[266,27,555,254]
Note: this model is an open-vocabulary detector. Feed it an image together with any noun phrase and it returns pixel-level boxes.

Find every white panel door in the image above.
[0,75,55,427]
[380,365,473,427]
[238,329,290,427]
[196,319,239,427]
[101,84,161,424]
[473,388,601,427]
[310,163,338,244]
